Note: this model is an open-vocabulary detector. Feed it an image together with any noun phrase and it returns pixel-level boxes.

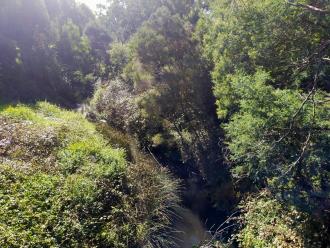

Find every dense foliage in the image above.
[91,0,232,223]
[1,0,329,247]
[198,0,330,246]
[0,102,180,247]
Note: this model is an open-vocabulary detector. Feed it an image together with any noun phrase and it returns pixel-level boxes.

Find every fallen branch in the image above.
[147,147,163,167]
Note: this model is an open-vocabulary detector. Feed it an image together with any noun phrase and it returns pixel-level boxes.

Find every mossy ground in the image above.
[0,102,179,248]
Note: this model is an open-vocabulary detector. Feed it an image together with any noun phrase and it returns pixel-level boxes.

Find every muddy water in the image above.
[172,207,210,248]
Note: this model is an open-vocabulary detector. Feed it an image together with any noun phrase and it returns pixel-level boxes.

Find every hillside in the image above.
[0,102,179,247]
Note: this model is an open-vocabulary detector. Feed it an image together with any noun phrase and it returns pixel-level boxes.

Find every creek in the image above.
[89,120,228,247]
[172,207,211,248]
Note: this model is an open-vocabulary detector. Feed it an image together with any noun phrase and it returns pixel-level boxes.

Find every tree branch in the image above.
[287,1,329,14]
[280,131,311,177]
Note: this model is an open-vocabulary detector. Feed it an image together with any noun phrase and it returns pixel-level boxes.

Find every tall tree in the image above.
[198,0,330,245]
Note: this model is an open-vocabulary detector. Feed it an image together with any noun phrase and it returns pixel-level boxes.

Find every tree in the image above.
[92,1,234,220]
[0,0,98,106]
[198,0,330,244]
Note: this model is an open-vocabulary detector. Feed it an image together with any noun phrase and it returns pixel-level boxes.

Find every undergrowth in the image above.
[0,102,180,248]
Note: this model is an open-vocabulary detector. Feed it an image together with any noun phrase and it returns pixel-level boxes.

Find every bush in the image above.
[237,190,329,248]
[0,102,180,247]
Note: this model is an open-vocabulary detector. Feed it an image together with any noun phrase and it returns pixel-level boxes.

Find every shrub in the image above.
[237,190,329,248]
[0,102,180,247]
